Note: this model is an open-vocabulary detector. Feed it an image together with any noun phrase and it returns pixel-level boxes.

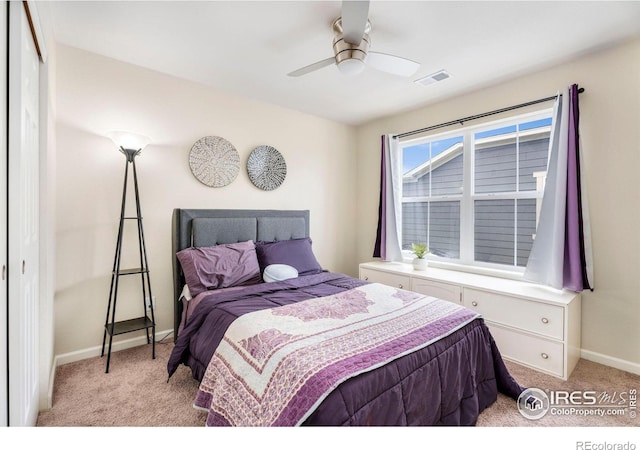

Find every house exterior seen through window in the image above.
[400,110,552,271]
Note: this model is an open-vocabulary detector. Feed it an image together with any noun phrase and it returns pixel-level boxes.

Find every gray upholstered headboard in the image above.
[171,208,310,340]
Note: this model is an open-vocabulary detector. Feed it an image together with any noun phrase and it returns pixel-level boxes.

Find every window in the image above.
[402,135,463,259]
[400,110,552,272]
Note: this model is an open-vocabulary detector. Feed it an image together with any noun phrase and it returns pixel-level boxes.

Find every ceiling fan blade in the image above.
[367,52,420,77]
[287,57,336,77]
[341,0,370,45]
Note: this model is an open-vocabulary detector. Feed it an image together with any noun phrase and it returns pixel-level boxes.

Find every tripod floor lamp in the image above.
[101,130,156,373]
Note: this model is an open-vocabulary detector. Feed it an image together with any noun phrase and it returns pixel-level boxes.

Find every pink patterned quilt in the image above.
[193,282,480,426]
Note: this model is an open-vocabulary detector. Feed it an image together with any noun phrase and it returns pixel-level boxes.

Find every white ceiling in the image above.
[49,1,640,125]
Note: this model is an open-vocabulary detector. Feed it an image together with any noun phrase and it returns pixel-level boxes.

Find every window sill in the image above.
[402,258,526,283]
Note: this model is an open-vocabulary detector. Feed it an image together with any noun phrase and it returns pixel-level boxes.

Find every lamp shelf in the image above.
[114,268,149,276]
[105,316,154,336]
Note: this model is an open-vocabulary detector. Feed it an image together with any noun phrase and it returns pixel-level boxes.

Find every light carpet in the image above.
[36,341,639,428]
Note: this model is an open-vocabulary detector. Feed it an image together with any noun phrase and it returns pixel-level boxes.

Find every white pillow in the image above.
[179,284,192,302]
[263,264,299,283]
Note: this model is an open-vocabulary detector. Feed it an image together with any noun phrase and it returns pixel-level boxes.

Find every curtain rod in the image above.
[393,87,585,140]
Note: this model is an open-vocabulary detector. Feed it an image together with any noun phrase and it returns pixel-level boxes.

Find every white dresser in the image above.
[359,261,581,380]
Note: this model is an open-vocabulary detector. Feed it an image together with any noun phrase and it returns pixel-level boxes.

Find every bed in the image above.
[167,208,523,426]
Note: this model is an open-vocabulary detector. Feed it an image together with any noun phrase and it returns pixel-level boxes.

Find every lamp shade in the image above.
[106,130,151,151]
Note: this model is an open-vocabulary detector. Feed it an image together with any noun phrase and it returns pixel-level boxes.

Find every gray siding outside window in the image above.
[475,138,549,194]
[474,198,537,266]
[403,153,463,197]
[473,136,548,266]
[519,139,549,191]
[402,201,460,258]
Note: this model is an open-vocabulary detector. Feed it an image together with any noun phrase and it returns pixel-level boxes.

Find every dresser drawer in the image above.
[488,322,564,378]
[464,288,564,340]
[360,268,410,290]
[412,279,461,304]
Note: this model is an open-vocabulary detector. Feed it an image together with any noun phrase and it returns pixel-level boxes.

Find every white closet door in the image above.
[8,2,40,427]
[0,0,8,428]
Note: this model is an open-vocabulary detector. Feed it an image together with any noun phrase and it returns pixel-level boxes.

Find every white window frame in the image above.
[399,108,553,279]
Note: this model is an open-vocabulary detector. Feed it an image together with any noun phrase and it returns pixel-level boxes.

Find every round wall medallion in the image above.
[247,145,287,191]
[189,136,240,187]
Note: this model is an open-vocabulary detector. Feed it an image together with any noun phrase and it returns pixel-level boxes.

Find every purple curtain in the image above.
[373,136,385,258]
[563,84,592,291]
[372,135,402,261]
[524,83,593,292]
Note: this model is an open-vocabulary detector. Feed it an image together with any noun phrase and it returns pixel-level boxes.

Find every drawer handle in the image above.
[471,301,478,307]
[541,353,549,360]
[398,284,403,289]
[541,317,549,324]
[363,276,369,281]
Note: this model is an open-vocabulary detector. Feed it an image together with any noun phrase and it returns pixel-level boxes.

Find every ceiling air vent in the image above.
[415,70,451,86]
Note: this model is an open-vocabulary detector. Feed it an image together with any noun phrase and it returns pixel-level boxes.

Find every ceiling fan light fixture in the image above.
[286,1,422,79]
[337,58,366,76]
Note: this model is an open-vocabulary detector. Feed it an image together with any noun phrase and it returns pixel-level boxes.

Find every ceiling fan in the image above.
[287,0,420,78]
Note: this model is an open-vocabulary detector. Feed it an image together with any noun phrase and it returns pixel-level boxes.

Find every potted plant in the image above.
[411,243,430,271]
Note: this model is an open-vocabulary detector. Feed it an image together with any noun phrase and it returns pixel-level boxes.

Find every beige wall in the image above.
[55,45,358,356]
[355,38,640,369]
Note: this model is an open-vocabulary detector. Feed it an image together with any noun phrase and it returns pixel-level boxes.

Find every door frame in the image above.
[1,0,9,428]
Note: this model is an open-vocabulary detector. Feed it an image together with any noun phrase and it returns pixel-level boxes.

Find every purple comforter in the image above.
[167,272,524,426]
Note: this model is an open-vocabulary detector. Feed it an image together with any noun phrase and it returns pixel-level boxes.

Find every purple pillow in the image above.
[255,237,323,276]
[176,240,262,296]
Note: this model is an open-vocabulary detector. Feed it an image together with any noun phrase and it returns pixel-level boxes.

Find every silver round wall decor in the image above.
[247,145,287,191]
[189,136,240,187]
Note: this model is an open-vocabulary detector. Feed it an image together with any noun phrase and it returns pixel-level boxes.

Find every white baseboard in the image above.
[53,328,173,367]
[581,348,640,376]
